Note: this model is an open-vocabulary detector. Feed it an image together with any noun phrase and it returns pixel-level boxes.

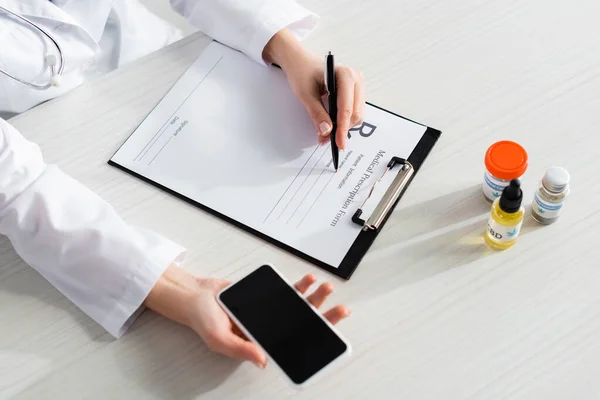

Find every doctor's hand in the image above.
[188,274,350,368]
[263,29,366,151]
[144,266,351,368]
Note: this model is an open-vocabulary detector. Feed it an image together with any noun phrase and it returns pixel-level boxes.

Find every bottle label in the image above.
[482,172,509,201]
[487,217,522,243]
[532,192,563,219]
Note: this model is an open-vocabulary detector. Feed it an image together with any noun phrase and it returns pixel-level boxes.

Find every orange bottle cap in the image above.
[485,141,528,180]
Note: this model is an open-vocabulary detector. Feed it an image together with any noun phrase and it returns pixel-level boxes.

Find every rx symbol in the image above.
[348,121,377,139]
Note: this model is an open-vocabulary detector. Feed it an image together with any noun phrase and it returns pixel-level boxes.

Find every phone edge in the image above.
[216,263,353,389]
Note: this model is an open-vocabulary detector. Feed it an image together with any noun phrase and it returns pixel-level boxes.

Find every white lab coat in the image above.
[0,0,317,338]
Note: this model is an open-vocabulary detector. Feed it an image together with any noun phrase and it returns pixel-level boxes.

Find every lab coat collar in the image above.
[59,0,115,43]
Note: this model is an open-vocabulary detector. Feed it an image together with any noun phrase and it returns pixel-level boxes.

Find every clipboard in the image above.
[109,109,440,280]
[330,108,440,279]
[107,42,441,280]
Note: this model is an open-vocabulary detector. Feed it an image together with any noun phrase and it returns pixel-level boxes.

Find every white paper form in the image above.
[111,42,427,267]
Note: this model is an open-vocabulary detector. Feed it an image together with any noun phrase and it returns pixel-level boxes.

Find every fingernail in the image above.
[319,122,332,136]
[254,357,267,369]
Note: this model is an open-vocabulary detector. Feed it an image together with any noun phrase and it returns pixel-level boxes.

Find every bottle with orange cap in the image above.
[482,141,529,202]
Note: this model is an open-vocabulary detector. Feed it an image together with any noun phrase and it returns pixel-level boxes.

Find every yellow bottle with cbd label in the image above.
[485,179,524,250]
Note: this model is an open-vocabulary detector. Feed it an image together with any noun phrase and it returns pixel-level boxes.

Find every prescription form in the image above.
[110,42,426,267]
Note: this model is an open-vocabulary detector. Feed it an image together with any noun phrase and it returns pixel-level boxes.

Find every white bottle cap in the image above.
[542,167,570,193]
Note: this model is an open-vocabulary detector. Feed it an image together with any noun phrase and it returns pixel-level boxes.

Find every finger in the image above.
[323,305,351,325]
[306,282,334,309]
[351,72,366,127]
[214,331,267,368]
[215,279,232,291]
[301,94,333,138]
[294,274,317,294]
[335,69,355,150]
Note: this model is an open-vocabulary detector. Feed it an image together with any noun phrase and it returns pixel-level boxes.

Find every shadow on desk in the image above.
[348,185,547,304]
[347,185,498,302]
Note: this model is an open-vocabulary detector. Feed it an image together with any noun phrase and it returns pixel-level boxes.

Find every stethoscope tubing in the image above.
[0,4,65,90]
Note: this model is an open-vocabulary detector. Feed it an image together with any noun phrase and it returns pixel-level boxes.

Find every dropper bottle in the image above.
[484,179,525,250]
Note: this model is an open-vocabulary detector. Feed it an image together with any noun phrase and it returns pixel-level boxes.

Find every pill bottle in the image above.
[531,167,570,225]
[483,141,528,202]
[485,179,525,250]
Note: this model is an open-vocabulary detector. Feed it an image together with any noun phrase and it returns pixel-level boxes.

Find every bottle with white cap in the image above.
[531,167,570,225]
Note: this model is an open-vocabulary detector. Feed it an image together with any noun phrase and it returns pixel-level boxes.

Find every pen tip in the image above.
[336,168,339,172]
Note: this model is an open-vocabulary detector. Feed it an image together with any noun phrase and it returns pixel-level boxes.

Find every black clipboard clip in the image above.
[351,156,414,231]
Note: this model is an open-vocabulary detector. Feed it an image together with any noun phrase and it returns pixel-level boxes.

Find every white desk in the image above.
[2,1,600,398]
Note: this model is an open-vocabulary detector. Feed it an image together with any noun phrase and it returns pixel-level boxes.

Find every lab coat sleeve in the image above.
[0,118,186,338]
[170,0,318,65]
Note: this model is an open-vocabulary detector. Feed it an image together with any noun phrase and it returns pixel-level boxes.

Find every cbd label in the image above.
[487,217,522,243]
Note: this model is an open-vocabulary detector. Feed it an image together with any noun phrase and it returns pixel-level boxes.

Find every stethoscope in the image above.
[0,5,64,90]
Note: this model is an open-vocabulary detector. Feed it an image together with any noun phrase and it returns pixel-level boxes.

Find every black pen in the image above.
[326,51,339,172]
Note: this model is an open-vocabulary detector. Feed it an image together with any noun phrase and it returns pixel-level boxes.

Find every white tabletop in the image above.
[2,1,600,398]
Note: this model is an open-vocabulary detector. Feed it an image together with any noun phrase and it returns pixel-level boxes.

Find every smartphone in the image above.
[217,264,351,388]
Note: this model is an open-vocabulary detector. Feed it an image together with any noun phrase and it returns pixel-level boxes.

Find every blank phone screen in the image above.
[219,265,348,384]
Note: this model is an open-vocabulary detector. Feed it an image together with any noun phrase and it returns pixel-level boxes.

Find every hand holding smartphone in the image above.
[217,265,352,388]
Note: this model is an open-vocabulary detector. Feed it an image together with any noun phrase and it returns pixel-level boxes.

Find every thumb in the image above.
[221,333,267,368]
[302,95,333,137]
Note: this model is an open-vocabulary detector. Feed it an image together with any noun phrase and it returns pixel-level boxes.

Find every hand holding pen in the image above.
[319,52,365,156]
[262,29,366,159]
